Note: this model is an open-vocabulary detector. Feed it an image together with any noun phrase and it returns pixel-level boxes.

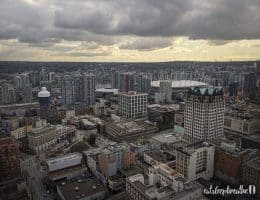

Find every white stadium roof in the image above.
[151,80,207,88]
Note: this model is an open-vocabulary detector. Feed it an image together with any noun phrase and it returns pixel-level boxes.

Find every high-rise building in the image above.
[111,71,120,89]
[159,80,172,102]
[184,87,225,143]
[14,73,32,103]
[38,87,51,118]
[61,75,74,106]
[0,137,20,182]
[83,74,96,107]
[14,73,30,89]
[229,81,238,97]
[61,74,95,107]
[118,91,148,119]
[244,73,257,100]
[22,85,32,103]
[73,74,84,103]
[119,72,135,92]
[175,142,215,181]
[40,68,48,82]
[0,84,16,105]
[136,74,151,93]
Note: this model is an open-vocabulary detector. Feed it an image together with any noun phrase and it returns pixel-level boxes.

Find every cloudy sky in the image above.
[0,0,260,62]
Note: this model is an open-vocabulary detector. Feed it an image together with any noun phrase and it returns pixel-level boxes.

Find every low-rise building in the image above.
[214,140,258,184]
[129,140,161,155]
[241,157,260,198]
[28,125,57,154]
[126,165,203,200]
[105,120,158,142]
[175,142,215,181]
[57,178,108,200]
[10,125,32,140]
[28,124,75,154]
[83,143,135,183]
[148,104,176,131]
[224,104,260,135]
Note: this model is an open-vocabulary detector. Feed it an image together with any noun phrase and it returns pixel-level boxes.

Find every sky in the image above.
[0,0,260,62]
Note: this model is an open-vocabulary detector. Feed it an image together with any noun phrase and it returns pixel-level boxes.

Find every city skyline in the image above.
[0,0,260,62]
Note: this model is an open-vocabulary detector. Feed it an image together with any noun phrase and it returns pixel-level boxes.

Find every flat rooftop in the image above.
[58,178,107,200]
[151,80,207,89]
[244,157,260,171]
[46,153,82,167]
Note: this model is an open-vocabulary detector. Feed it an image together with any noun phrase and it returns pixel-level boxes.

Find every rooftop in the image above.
[58,178,107,200]
[244,157,260,171]
[95,88,118,95]
[188,86,223,96]
[152,133,182,144]
[151,80,207,89]
[46,153,82,167]
[178,142,214,155]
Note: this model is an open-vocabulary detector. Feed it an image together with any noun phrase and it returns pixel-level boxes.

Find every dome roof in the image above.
[38,87,50,98]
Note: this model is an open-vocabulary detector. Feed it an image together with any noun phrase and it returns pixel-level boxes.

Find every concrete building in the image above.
[82,74,96,107]
[229,81,238,97]
[159,80,172,103]
[105,120,158,142]
[28,125,75,154]
[119,72,135,92]
[241,157,260,198]
[111,71,120,89]
[224,105,260,135]
[126,169,203,200]
[61,75,74,106]
[136,74,151,93]
[57,178,108,200]
[38,87,51,119]
[175,142,215,181]
[151,80,207,100]
[0,84,16,105]
[28,125,57,154]
[14,73,30,89]
[10,125,32,140]
[244,72,257,100]
[46,153,82,173]
[84,144,135,181]
[184,87,225,143]
[118,91,148,119]
[148,104,176,131]
[62,74,95,107]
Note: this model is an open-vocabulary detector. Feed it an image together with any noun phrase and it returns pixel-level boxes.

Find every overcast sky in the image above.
[0,0,260,62]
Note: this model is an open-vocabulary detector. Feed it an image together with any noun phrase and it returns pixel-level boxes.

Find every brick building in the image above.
[0,137,20,182]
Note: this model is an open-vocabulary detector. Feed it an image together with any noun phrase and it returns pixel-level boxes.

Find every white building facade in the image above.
[118,92,148,119]
[175,142,215,181]
[184,87,225,143]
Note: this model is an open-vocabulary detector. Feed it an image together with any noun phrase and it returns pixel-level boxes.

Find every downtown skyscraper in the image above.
[184,87,225,143]
[136,74,151,93]
[61,73,95,107]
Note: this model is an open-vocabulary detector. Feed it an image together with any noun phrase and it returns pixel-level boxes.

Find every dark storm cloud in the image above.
[53,0,260,40]
[119,38,173,51]
[0,0,260,51]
